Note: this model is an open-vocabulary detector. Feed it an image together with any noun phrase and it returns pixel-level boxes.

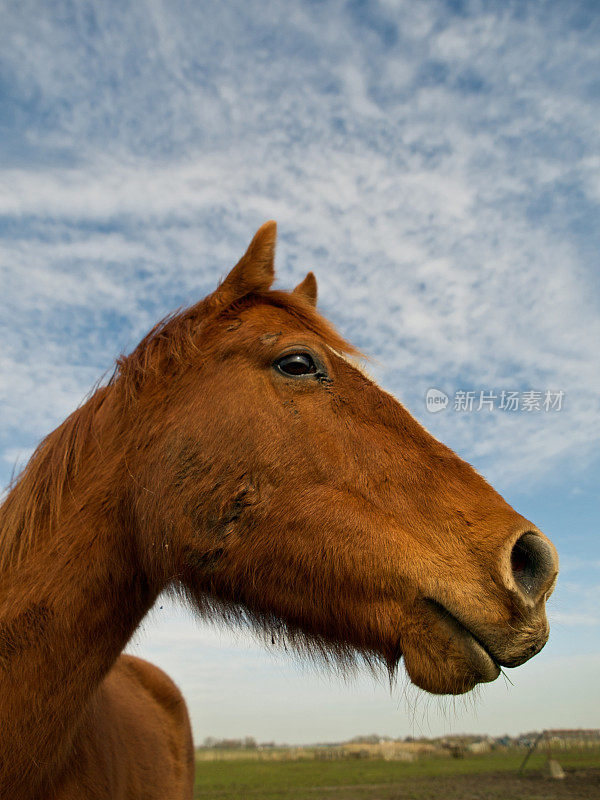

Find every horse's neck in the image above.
[0,490,158,796]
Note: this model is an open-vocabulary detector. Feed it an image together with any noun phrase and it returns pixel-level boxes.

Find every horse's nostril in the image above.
[510,532,557,601]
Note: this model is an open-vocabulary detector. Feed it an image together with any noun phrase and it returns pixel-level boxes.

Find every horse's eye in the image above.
[275,352,318,377]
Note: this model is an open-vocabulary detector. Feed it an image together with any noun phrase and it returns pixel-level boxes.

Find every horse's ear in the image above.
[292,271,318,307]
[210,221,277,308]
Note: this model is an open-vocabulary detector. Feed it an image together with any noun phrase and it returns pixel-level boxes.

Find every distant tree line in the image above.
[201,736,261,749]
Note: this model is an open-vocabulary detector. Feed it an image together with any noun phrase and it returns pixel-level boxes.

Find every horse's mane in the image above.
[0,386,111,574]
[0,289,359,575]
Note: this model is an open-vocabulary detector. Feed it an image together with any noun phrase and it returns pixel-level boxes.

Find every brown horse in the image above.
[0,222,558,798]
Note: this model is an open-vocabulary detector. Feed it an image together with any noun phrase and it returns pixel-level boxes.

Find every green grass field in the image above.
[194,748,600,799]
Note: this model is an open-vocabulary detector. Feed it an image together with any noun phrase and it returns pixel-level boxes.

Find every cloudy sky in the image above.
[1,0,599,743]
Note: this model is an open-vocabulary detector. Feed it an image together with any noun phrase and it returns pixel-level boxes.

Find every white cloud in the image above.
[2,143,599,487]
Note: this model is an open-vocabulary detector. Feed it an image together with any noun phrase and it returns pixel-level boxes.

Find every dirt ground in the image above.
[299,768,600,800]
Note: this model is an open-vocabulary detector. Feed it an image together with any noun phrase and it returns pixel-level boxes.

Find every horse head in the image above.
[119,221,558,695]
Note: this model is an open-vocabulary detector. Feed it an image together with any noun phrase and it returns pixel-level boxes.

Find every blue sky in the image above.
[1,0,599,742]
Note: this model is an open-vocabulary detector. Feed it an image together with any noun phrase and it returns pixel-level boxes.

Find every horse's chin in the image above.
[399,602,501,696]
[185,585,500,695]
